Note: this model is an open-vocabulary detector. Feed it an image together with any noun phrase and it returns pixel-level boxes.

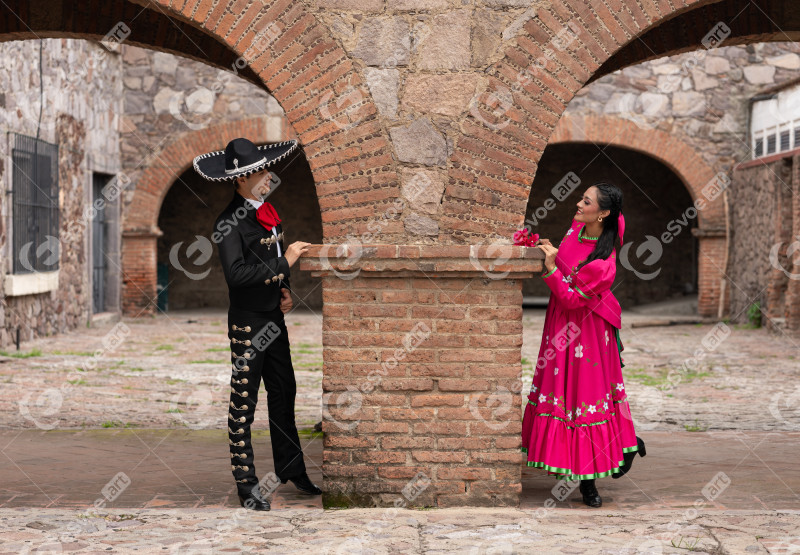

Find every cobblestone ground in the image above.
[0,508,798,554]
[1,306,799,553]
[0,308,324,431]
[2,306,798,433]
[521,310,800,433]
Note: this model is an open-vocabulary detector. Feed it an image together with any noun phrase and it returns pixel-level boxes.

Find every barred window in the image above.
[10,133,59,274]
[781,129,792,151]
[754,137,763,157]
[766,133,777,155]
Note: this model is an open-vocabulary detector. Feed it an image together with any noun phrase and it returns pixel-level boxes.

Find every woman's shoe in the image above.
[612,436,647,479]
[579,479,602,508]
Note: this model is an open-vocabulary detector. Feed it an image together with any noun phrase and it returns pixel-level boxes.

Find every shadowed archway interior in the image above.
[523,142,698,307]
[157,144,322,311]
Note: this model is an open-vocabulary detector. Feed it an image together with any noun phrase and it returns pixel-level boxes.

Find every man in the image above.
[194,137,319,511]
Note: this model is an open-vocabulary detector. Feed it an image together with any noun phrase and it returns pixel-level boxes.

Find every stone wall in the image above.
[731,154,800,330]
[567,42,800,176]
[728,160,782,322]
[120,44,284,173]
[0,38,121,347]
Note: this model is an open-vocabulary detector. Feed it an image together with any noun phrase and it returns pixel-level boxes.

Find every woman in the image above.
[522,181,645,508]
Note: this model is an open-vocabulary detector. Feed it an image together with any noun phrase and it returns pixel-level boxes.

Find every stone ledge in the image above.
[4,271,59,297]
[691,227,726,238]
[122,227,163,238]
[299,244,544,277]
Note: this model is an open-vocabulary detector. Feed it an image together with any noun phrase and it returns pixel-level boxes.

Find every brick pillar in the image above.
[301,244,540,508]
[121,229,161,316]
[691,229,727,318]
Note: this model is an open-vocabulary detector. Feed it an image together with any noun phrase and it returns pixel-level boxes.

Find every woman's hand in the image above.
[535,238,552,247]
[537,244,558,273]
[285,241,312,267]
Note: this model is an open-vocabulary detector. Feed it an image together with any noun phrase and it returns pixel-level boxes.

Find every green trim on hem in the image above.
[542,265,557,278]
[520,446,639,480]
[521,445,639,456]
[524,458,624,480]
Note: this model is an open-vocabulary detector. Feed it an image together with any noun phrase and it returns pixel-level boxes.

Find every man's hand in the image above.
[285,241,312,267]
[280,287,293,313]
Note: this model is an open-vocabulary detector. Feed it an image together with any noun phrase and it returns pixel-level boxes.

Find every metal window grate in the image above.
[10,133,59,274]
[767,134,777,154]
[781,130,792,151]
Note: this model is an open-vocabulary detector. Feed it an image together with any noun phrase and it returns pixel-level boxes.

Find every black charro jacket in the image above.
[213,190,291,311]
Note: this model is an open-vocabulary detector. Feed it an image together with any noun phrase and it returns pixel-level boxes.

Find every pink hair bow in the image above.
[618,212,625,246]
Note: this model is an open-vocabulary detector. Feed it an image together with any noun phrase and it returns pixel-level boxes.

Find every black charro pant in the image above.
[227,305,306,495]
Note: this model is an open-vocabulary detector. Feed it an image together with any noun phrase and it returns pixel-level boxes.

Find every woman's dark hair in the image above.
[575,181,623,273]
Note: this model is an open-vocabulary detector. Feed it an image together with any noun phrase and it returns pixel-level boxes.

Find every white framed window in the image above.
[751,84,800,159]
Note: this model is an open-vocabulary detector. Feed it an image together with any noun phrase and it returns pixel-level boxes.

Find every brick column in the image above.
[301,244,541,507]
[121,229,161,317]
[691,229,727,318]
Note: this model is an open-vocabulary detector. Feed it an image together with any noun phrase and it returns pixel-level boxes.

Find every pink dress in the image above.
[521,217,639,479]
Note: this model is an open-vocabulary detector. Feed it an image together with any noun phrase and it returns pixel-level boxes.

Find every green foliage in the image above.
[0,348,42,358]
[746,302,762,328]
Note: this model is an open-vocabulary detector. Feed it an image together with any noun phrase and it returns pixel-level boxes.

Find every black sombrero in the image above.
[193,138,299,182]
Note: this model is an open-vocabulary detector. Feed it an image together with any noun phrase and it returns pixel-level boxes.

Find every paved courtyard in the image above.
[1,304,799,552]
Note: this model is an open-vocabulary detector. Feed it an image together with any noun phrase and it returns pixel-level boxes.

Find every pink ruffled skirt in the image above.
[521,298,640,479]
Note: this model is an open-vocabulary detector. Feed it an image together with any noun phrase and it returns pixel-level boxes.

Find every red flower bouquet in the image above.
[513,228,540,247]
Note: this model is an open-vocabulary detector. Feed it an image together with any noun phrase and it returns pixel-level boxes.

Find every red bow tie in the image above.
[256,201,281,229]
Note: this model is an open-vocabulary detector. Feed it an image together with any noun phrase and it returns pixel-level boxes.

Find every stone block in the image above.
[389,118,448,166]
[353,17,411,67]
[364,68,400,118]
[417,11,471,71]
[402,73,478,117]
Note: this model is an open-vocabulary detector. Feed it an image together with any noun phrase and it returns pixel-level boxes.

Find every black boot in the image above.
[238,486,271,511]
[579,479,602,508]
[612,436,647,479]
[280,471,322,495]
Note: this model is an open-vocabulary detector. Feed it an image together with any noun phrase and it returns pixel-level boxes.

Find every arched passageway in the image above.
[524,141,699,308]
[155,134,321,311]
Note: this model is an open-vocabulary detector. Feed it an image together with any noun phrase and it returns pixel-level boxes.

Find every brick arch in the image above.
[549,114,727,317]
[125,118,275,235]
[594,0,800,83]
[122,117,294,315]
[440,0,793,244]
[548,114,723,227]
[1,0,399,243]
